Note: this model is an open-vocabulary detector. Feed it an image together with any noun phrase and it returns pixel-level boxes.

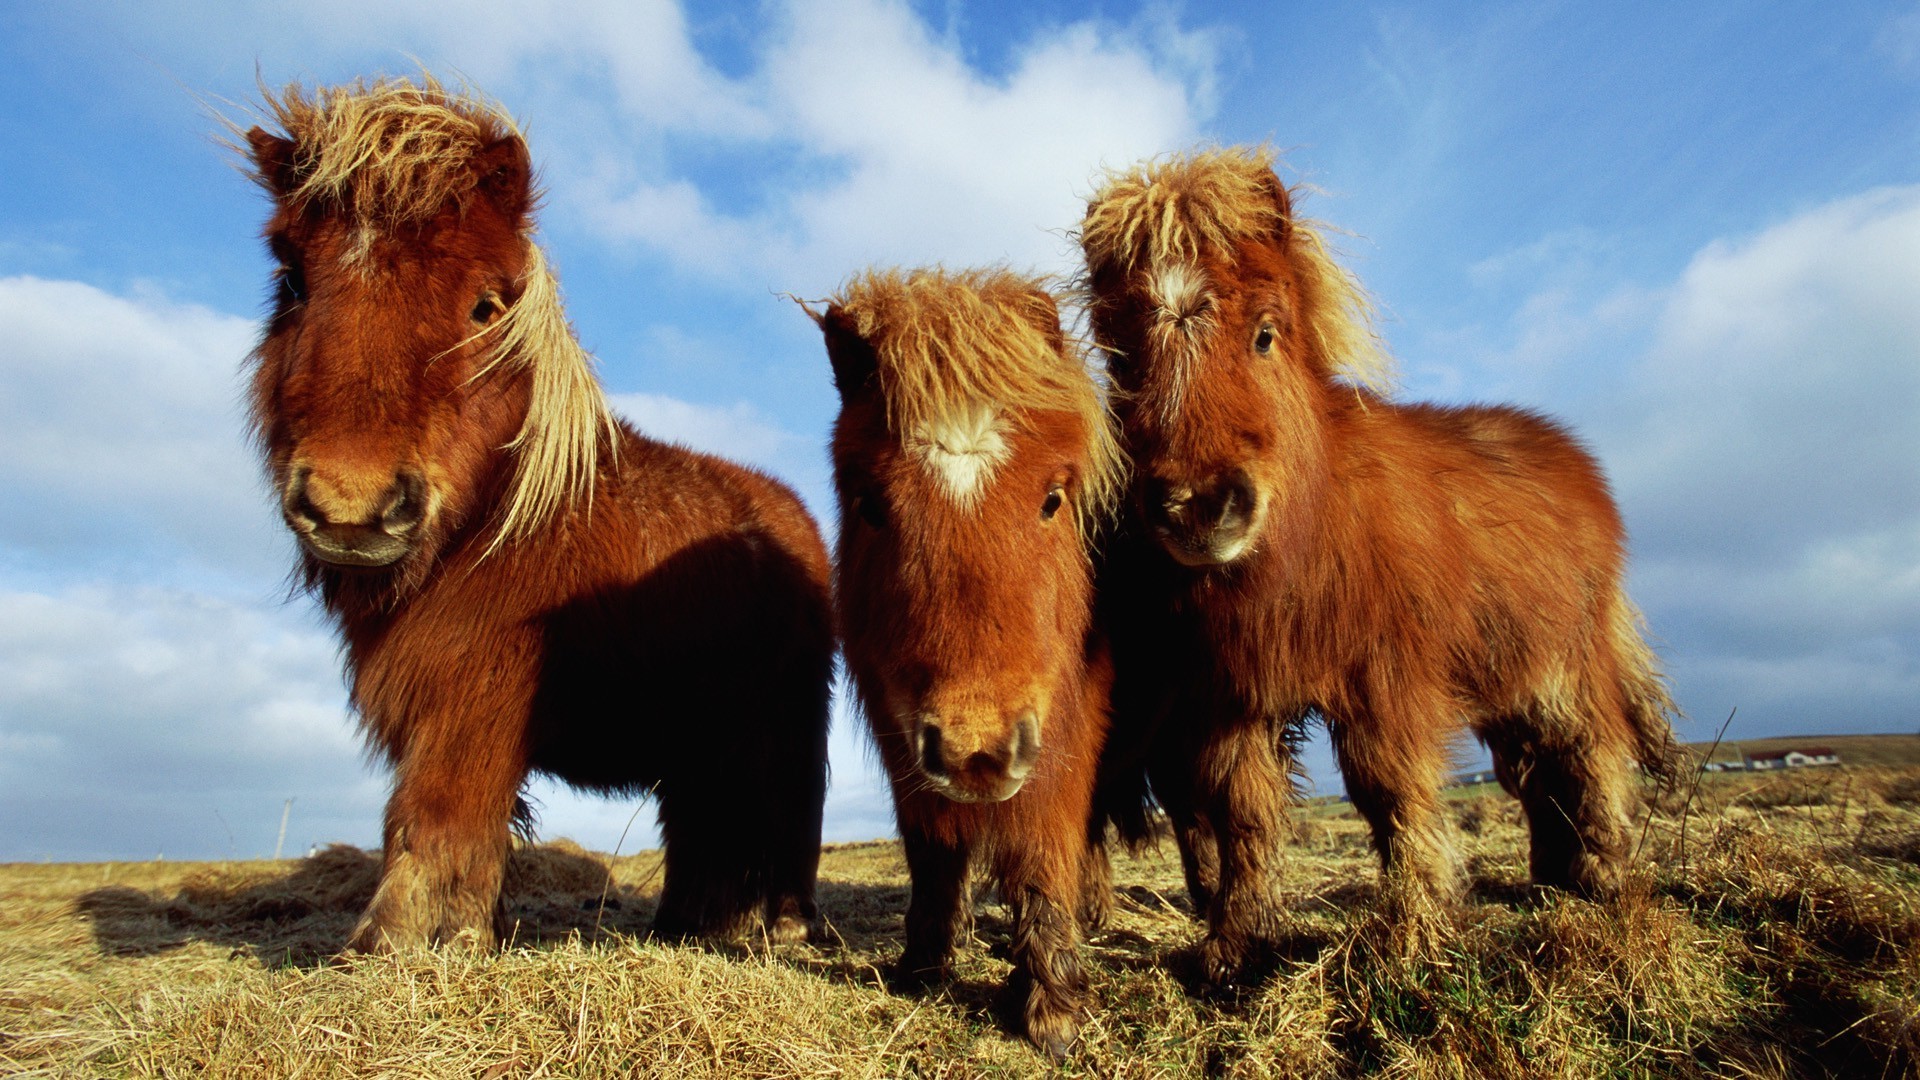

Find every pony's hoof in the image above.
[1023,1002,1080,1060]
[765,913,813,945]
[889,955,950,993]
[1198,933,1247,987]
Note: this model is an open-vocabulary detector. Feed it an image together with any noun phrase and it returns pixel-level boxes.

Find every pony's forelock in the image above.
[1079,146,1395,393]
[248,73,523,233]
[831,268,1125,528]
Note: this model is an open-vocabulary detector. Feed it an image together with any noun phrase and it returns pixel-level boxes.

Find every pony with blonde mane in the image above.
[242,76,833,951]
[817,268,1122,1056]
[1080,147,1679,982]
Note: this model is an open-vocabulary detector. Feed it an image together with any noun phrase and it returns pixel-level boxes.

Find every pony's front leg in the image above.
[346,722,528,953]
[894,826,969,988]
[1148,750,1219,915]
[1329,694,1462,922]
[1003,843,1089,1058]
[1195,718,1292,985]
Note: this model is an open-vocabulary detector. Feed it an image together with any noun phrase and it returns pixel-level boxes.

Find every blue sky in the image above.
[2,1,1916,861]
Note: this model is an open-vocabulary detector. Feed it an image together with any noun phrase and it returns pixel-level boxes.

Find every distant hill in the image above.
[1687,732,1920,767]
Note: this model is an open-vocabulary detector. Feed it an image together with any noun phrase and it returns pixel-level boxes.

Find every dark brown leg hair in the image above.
[895,828,970,988]
[652,783,763,942]
[1488,716,1633,899]
[1193,719,1292,984]
[1002,847,1088,1059]
[1148,746,1218,915]
[755,702,830,944]
[1078,825,1114,931]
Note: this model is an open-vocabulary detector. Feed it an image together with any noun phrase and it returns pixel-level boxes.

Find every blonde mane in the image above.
[248,74,615,553]
[1079,146,1394,392]
[472,243,620,552]
[830,268,1125,525]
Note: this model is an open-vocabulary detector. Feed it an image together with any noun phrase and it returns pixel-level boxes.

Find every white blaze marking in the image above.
[910,401,1011,509]
[1150,263,1208,322]
[1145,262,1213,420]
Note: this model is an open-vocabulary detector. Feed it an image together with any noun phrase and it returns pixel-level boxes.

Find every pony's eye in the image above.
[277,263,306,306]
[1040,486,1065,521]
[854,492,889,530]
[1253,325,1275,354]
[471,291,503,325]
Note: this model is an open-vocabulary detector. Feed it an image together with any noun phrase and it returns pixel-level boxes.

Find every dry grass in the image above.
[5,767,1919,1078]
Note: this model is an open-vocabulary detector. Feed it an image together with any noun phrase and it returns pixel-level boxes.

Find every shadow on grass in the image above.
[73,843,679,968]
[71,841,934,984]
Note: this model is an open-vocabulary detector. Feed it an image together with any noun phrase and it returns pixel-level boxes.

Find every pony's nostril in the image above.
[1008,711,1041,777]
[1143,477,1194,527]
[1216,472,1256,532]
[284,467,323,529]
[382,471,427,534]
[918,724,947,779]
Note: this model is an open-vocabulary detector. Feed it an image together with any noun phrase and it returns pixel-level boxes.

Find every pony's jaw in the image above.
[1156,529,1258,568]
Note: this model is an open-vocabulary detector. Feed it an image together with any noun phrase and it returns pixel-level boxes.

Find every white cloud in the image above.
[583,0,1217,292]
[0,275,288,585]
[1605,186,1920,564]
[0,583,380,861]
[1474,187,1920,740]
[102,0,1217,296]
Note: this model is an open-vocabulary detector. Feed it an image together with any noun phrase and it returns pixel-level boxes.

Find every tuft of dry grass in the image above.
[5,765,1919,1078]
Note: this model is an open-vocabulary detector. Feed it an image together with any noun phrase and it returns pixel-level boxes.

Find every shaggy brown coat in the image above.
[243,76,832,951]
[1081,147,1679,983]
[818,268,1120,1056]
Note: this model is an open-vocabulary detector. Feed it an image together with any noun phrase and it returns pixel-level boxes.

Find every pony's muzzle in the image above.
[1141,469,1259,566]
[916,710,1041,803]
[283,466,428,567]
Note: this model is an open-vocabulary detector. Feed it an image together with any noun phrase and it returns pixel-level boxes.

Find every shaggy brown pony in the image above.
[241,76,833,952]
[817,268,1123,1056]
[1080,147,1680,982]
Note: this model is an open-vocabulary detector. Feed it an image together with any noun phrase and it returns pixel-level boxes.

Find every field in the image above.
[5,751,1919,1078]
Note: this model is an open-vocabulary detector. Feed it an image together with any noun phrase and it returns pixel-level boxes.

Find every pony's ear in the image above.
[1259,168,1294,239]
[1020,290,1068,355]
[473,135,533,221]
[247,127,298,197]
[820,306,879,399]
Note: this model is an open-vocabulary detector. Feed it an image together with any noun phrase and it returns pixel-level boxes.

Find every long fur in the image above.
[252,74,517,232]
[244,74,833,954]
[1082,146,1681,980]
[824,268,1119,1055]
[1079,146,1393,394]
[246,76,615,554]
